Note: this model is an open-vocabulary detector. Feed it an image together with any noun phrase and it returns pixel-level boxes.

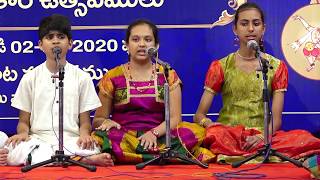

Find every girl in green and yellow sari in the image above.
[194,2,320,164]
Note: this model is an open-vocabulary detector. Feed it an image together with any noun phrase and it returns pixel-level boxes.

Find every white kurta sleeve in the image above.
[11,74,33,113]
[79,73,101,113]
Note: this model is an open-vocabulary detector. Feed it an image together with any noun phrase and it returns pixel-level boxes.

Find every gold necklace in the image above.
[127,62,155,93]
[236,50,256,60]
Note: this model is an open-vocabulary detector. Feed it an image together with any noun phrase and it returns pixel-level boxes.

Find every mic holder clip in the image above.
[255,50,273,78]
[53,49,64,81]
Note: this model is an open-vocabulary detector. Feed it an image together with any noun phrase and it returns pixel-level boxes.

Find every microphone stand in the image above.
[136,55,208,169]
[21,50,96,172]
[231,49,302,168]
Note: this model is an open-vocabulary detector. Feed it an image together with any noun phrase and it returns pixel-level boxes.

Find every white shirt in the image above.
[12,62,101,145]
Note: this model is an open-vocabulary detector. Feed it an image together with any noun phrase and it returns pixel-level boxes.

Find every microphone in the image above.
[52,46,62,61]
[247,40,272,78]
[145,47,171,70]
[146,47,158,57]
[52,46,64,81]
[247,40,260,51]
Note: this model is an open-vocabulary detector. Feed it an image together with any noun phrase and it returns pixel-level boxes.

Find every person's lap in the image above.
[0,131,8,166]
[93,122,215,164]
[6,136,105,166]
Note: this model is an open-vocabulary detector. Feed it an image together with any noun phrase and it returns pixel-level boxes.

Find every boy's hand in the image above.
[5,133,30,147]
[0,148,8,166]
[77,134,96,150]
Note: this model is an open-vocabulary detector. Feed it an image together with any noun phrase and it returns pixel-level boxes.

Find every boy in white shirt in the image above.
[2,14,113,166]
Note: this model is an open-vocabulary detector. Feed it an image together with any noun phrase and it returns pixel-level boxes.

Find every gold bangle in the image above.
[199,118,212,127]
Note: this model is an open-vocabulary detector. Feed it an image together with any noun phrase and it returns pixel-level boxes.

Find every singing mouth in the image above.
[246,35,257,40]
[137,49,147,55]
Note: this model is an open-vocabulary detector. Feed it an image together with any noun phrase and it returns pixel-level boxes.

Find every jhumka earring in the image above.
[234,35,239,47]
[259,36,265,52]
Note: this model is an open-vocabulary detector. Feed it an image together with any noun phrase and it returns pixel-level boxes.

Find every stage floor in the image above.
[0,163,312,180]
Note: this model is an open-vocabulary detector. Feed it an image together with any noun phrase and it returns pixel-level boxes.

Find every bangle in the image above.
[199,117,212,127]
[150,128,160,137]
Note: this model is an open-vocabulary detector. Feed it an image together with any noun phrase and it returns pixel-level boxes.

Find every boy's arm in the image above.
[79,111,92,136]
[6,110,31,147]
[78,111,95,150]
[17,110,31,135]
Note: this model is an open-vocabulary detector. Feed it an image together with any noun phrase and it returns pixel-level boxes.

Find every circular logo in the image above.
[281,4,320,80]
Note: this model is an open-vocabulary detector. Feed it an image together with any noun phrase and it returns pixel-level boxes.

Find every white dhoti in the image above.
[6,136,100,166]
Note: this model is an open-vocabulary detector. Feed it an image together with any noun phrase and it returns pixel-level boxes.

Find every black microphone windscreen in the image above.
[247,40,259,51]
[146,47,158,57]
[52,47,62,54]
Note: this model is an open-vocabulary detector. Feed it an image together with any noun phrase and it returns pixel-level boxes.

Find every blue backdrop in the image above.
[0,0,319,135]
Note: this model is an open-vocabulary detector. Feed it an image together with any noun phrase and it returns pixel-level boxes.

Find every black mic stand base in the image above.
[231,144,302,168]
[21,150,96,172]
[136,148,209,169]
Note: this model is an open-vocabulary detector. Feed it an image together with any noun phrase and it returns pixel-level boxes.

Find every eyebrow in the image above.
[239,19,262,22]
[131,35,153,38]
[46,32,64,36]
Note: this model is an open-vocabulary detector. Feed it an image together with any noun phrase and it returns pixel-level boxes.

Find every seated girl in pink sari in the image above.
[92,19,214,164]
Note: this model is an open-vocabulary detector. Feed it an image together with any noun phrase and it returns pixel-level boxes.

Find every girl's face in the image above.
[126,24,157,63]
[233,8,265,48]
